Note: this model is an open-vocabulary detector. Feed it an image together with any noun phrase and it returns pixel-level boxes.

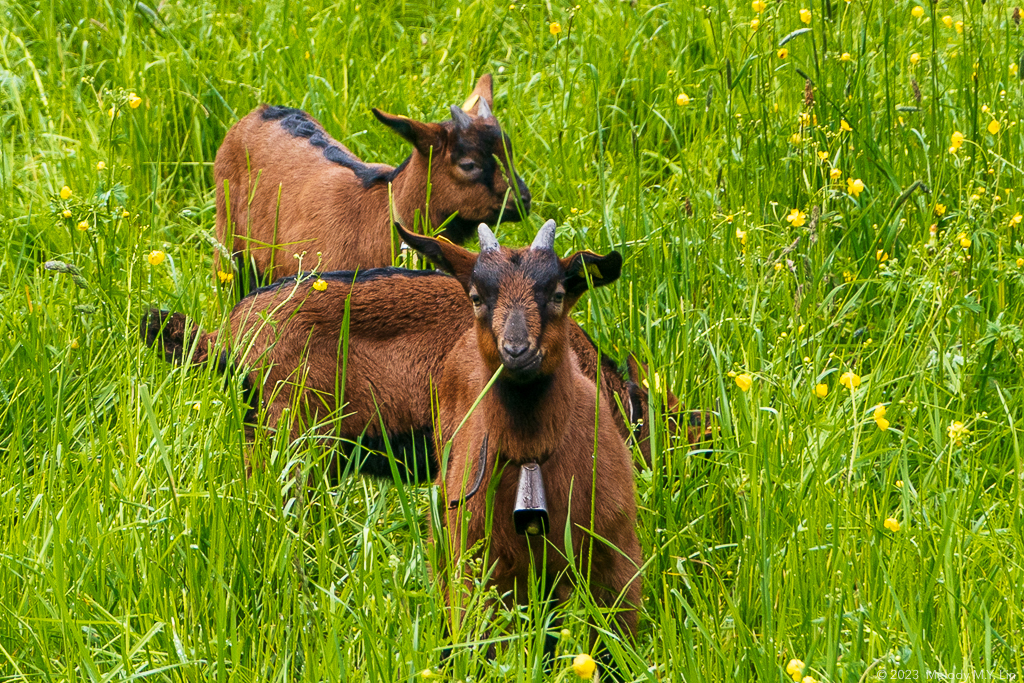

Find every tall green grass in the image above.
[2,0,1023,679]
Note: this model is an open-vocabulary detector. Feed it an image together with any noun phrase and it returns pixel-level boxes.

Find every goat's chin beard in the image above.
[496,353,545,384]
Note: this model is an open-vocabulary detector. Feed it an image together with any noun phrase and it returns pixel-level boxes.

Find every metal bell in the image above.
[513,463,549,535]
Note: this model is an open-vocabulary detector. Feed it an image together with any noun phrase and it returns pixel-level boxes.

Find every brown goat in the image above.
[143,278,693,483]
[403,221,642,650]
[214,74,531,291]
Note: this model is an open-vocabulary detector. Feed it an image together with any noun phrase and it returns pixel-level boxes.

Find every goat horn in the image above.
[476,97,493,120]
[478,223,500,251]
[450,104,473,130]
[530,219,557,251]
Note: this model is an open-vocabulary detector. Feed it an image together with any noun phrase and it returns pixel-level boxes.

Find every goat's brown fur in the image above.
[214,74,531,288]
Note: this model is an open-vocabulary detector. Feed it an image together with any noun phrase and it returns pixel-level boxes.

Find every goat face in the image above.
[396,220,622,384]
[372,75,531,244]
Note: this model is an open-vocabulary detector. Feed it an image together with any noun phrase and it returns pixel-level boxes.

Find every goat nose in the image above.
[502,340,529,358]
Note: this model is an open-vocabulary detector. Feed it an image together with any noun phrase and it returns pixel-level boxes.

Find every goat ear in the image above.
[461,74,494,115]
[394,223,478,287]
[561,250,623,298]
[372,108,443,157]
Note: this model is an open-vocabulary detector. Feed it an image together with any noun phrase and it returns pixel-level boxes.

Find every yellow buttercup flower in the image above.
[934,203,946,216]
[884,517,900,532]
[736,227,748,245]
[128,93,142,109]
[786,659,806,681]
[799,8,811,24]
[847,177,865,197]
[909,53,921,66]
[1015,257,1023,267]
[147,250,166,266]
[950,131,965,153]
[1011,63,1019,76]
[62,209,72,218]
[313,278,328,291]
[876,249,888,262]
[942,15,953,28]
[911,5,924,18]
[830,168,842,180]
[217,270,234,283]
[787,209,807,227]
[676,92,690,106]
[803,677,819,683]
[988,120,1001,134]
[895,480,904,488]
[955,20,963,33]
[76,220,89,231]
[96,161,106,170]
[840,119,852,132]
[735,374,753,392]
[814,383,828,398]
[70,338,79,349]
[573,653,597,679]
[750,17,760,29]
[60,185,72,200]
[839,371,861,390]
[947,420,969,445]
[752,0,766,12]
[876,417,891,430]
[817,150,828,161]
[959,234,972,249]
[778,47,789,59]
[1010,213,1023,226]
[549,21,562,35]
[840,52,852,62]
[873,404,886,421]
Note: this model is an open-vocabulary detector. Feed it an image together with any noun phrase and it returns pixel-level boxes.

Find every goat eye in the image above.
[551,292,565,305]
[459,159,479,173]
[470,293,483,306]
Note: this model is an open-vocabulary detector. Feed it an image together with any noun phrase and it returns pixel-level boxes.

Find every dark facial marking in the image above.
[262,106,404,189]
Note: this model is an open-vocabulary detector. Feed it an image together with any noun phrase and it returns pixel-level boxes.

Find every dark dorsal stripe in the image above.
[261,105,407,189]
[240,266,449,302]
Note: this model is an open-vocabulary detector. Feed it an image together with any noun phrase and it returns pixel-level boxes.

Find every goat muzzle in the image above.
[513,463,549,536]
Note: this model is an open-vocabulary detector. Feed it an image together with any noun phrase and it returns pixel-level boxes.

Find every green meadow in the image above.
[2,0,1024,679]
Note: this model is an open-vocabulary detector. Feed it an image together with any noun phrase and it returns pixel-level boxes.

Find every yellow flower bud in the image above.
[147,250,166,266]
[60,186,72,200]
[573,653,597,679]
[884,517,900,532]
[814,383,828,398]
[313,278,328,291]
[735,374,753,392]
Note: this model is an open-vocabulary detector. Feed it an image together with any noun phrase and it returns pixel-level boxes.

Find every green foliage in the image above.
[1,0,1023,679]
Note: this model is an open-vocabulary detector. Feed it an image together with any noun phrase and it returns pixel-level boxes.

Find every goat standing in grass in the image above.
[398,220,642,652]
[214,74,531,291]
